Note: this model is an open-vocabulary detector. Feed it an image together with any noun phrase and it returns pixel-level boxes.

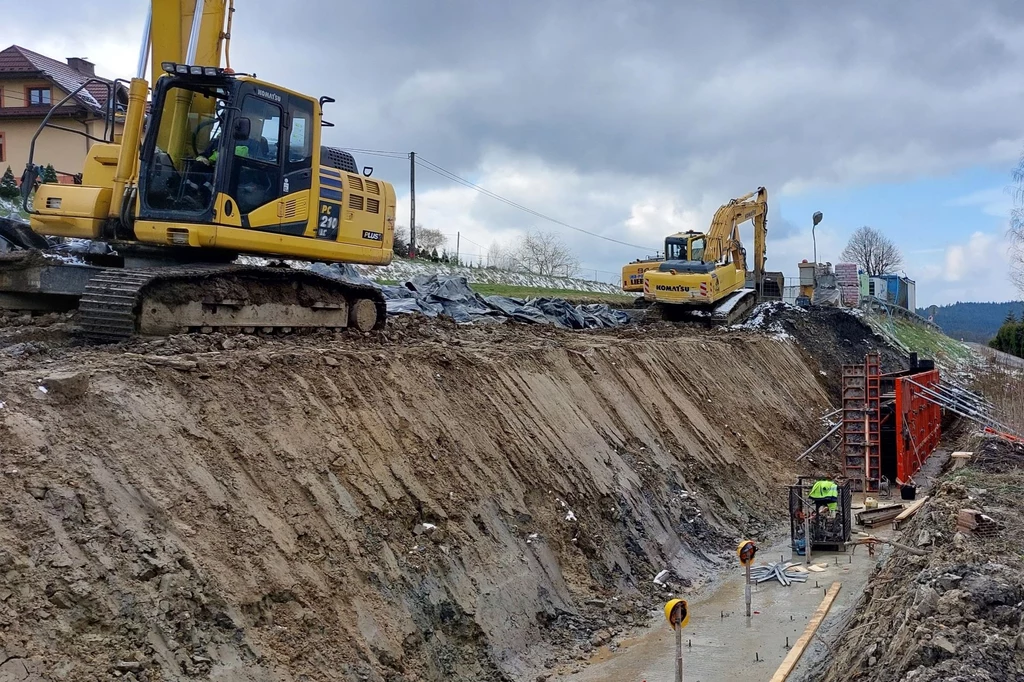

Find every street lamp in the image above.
[812,211,823,285]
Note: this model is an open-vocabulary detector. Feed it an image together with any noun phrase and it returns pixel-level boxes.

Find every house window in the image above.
[28,88,51,106]
[0,132,5,163]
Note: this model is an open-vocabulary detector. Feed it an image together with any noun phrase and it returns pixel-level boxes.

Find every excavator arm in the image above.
[149,0,231,81]
[703,187,768,270]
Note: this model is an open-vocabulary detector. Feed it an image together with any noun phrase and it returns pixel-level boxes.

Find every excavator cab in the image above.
[139,65,315,232]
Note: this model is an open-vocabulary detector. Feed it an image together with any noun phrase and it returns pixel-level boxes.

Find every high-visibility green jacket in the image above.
[809,479,838,500]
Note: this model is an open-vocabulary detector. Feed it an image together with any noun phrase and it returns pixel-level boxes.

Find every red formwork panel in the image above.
[894,369,941,483]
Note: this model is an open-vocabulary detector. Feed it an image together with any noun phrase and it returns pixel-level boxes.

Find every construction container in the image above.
[798,261,816,285]
[869,274,917,311]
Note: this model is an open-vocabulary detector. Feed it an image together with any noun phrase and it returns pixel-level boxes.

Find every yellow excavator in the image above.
[638,188,782,324]
[3,0,395,341]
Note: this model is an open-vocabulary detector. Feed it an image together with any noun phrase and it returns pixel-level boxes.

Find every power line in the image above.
[336,148,657,252]
[339,147,408,160]
[415,156,656,251]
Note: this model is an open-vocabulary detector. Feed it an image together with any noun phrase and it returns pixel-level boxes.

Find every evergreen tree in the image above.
[41,164,59,184]
[392,233,408,259]
[989,319,1024,359]
[0,166,18,199]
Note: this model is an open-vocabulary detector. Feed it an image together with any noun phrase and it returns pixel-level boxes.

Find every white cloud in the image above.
[947,186,1015,218]
[913,231,1018,304]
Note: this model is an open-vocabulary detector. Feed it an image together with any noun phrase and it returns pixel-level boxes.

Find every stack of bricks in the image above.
[835,262,860,306]
[957,508,1001,538]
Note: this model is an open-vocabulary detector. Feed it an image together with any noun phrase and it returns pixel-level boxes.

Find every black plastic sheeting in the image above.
[309,264,632,329]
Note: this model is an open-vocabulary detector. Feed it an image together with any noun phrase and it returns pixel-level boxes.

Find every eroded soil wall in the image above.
[0,328,830,681]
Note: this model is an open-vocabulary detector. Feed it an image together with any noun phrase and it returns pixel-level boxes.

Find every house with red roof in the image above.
[0,45,127,184]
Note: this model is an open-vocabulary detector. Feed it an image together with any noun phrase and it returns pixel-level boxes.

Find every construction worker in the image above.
[808,475,839,515]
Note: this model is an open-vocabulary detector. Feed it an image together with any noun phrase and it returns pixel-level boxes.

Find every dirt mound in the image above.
[0,324,832,681]
[809,436,1024,682]
[734,303,908,401]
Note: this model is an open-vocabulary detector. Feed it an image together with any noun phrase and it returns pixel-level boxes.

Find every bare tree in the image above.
[514,231,580,278]
[415,226,447,254]
[1011,157,1024,295]
[486,241,517,270]
[839,226,904,276]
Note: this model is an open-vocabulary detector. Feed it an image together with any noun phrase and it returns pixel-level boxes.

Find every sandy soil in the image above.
[0,305,911,681]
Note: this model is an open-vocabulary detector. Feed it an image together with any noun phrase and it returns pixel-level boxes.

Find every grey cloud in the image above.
[11,0,1024,192]
[6,0,1024,283]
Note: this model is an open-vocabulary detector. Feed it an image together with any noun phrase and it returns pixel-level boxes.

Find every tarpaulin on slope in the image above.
[309,264,631,329]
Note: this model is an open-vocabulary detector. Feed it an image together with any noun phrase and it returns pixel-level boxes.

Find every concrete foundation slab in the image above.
[558,541,883,682]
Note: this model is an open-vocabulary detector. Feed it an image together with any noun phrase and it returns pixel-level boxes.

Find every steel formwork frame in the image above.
[842,353,881,492]
[893,369,941,484]
[842,354,941,492]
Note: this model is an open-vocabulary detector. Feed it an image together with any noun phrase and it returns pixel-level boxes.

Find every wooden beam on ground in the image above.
[950,452,973,470]
[769,581,842,682]
[855,504,905,527]
[855,533,930,556]
[892,495,930,530]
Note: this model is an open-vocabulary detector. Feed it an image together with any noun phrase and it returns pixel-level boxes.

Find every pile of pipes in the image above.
[749,562,808,586]
[908,378,1022,442]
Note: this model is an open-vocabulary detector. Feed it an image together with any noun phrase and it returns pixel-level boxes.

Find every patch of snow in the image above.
[42,251,85,265]
[238,255,623,294]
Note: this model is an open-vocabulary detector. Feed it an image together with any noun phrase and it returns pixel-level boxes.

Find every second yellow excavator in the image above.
[638,188,782,324]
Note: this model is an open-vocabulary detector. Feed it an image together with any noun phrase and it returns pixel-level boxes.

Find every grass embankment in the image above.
[975,367,1024,435]
[376,280,634,305]
[865,314,976,368]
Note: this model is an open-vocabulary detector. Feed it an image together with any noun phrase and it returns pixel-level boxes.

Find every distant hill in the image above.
[916,301,1024,343]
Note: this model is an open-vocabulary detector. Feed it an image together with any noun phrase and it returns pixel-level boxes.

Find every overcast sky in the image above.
[7,0,1024,305]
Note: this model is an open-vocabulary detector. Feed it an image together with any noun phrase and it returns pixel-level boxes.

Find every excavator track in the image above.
[647,289,759,327]
[78,264,386,343]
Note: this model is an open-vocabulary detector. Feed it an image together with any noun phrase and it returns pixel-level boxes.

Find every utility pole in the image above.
[456,231,460,265]
[409,151,416,258]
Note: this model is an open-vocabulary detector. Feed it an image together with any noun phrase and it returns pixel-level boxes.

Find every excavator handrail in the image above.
[20,77,129,211]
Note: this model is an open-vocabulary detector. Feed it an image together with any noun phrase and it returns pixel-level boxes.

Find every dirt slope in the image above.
[809,436,1024,682]
[0,321,832,682]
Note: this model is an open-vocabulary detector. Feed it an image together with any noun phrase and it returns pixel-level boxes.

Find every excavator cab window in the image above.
[140,82,229,217]
[689,236,706,262]
[665,238,686,261]
[227,92,284,216]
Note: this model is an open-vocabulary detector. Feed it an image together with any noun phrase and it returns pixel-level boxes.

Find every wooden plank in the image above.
[950,452,973,470]
[769,581,843,682]
[892,495,930,530]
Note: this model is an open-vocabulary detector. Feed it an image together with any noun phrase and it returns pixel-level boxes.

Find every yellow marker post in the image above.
[665,599,689,682]
[737,540,758,617]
